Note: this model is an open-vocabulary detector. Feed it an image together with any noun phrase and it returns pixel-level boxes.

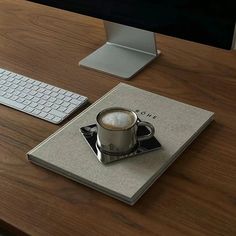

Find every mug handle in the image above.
[137,121,155,142]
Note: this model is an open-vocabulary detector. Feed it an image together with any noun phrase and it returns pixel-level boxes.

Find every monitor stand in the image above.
[232,23,236,50]
[79,21,160,79]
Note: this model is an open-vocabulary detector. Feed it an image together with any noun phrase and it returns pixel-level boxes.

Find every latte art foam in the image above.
[98,110,136,130]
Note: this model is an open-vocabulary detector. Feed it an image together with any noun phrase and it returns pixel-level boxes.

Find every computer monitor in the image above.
[29,1,236,79]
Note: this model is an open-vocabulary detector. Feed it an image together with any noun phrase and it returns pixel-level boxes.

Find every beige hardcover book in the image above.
[27,83,214,205]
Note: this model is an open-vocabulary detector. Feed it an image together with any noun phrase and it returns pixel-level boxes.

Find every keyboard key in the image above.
[0,96,26,109]
[45,101,53,107]
[24,106,34,113]
[45,114,54,120]
[36,104,44,110]
[32,97,40,103]
[48,97,56,103]
[52,116,62,123]
[3,71,11,76]
[17,86,24,91]
[46,84,53,90]
[55,99,63,105]
[70,99,81,105]
[23,88,30,93]
[65,104,77,114]
[13,90,20,96]
[58,106,66,112]
[52,87,60,92]
[23,100,31,105]
[27,78,34,84]
[78,96,87,101]
[62,101,70,107]
[42,95,50,100]
[39,112,47,118]
[32,109,40,115]
[42,107,51,113]
[6,88,14,94]
[25,83,33,89]
[52,104,59,110]
[64,96,71,102]
[32,85,39,90]
[15,75,23,79]
[49,109,65,118]
[19,92,27,98]
[35,93,43,98]
[11,95,18,101]
[1,86,8,91]
[5,81,11,87]
[33,80,41,85]
[44,90,52,95]
[1,75,8,80]
[39,83,47,88]
[26,95,33,100]
[5,93,12,98]
[65,91,73,96]
[21,77,28,82]
[11,84,18,89]
[30,102,38,108]
[8,73,15,77]
[19,81,26,86]
[51,92,58,97]
[0,91,6,96]
[7,77,14,82]
[38,99,46,105]
[56,94,65,99]
[38,88,45,93]
[16,98,25,103]
[29,90,37,96]
[58,89,66,94]
[71,94,80,99]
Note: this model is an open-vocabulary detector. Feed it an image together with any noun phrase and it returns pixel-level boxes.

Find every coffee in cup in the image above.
[96,107,155,155]
[97,108,136,130]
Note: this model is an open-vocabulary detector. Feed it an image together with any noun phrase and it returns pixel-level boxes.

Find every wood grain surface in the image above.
[0,0,236,235]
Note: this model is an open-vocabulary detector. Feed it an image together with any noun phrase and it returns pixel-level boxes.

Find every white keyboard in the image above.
[0,68,88,124]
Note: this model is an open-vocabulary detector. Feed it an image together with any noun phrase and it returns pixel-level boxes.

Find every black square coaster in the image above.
[80,123,161,164]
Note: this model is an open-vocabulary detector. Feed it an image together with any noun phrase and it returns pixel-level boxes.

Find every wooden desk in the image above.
[1,1,236,235]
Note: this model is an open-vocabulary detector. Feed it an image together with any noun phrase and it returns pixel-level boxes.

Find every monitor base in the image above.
[79,21,160,79]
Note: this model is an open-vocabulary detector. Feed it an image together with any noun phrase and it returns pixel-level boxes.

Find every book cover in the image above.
[27,83,214,205]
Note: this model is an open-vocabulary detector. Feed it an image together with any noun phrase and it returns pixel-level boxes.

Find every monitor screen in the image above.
[30,0,236,49]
